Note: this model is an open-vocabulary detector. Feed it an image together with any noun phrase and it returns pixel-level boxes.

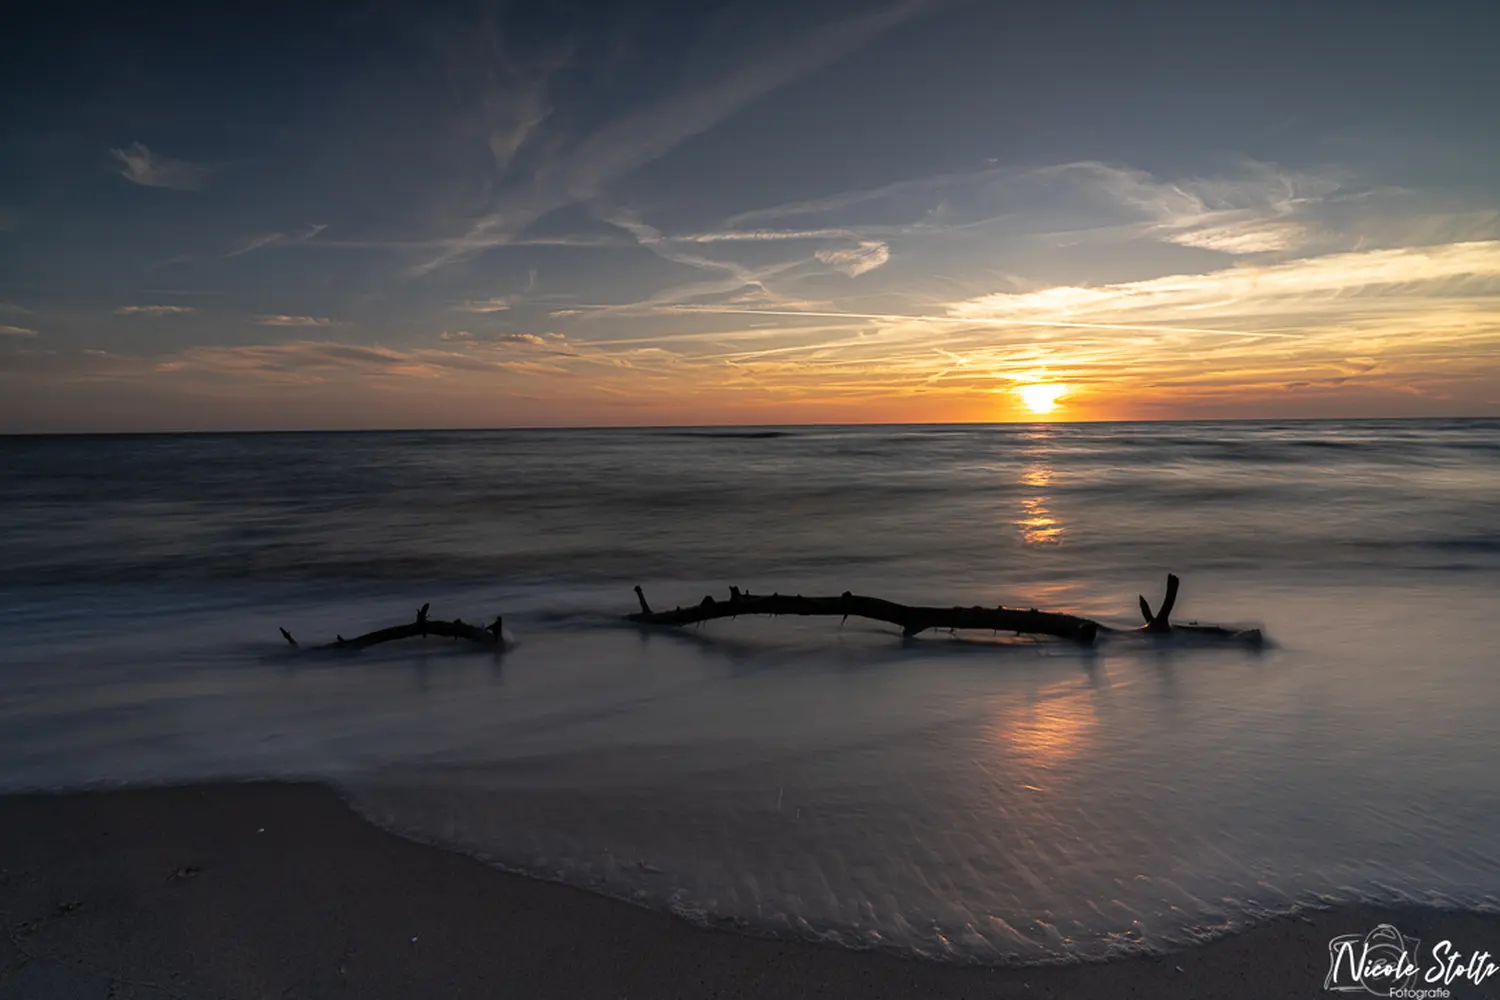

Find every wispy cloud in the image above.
[434,5,567,177]
[155,342,486,381]
[724,159,1341,258]
[486,80,554,175]
[618,305,1272,340]
[499,238,1500,417]
[1165,220,1305,254]
[368,160,1500,417]
[109,142,209,191]
[440,330,572,353]
[311,234,625,252]
[114,305,198,316]
[0,324,38,337]
[948,240,1500,328]
[725,167,993,228]
[453,297,515,313]
[1036,161,1334,255]
[675,227,864,243]
[147,339,578,384]
[412,0,941,274]
[253,315,348,328]
[816,240,891,276]
[805,240,1500,408]
[228,224,327,256]
[228,234,285,256]
[575,210,820,317]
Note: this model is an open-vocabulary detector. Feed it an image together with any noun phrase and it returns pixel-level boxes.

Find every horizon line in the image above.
[3,414,1495,438]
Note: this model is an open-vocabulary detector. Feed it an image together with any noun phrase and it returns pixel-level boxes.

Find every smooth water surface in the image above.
[2,420,1498,962]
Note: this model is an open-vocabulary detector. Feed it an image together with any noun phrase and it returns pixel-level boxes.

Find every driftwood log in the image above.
[626,575,1262,646]
[278,603,506,652]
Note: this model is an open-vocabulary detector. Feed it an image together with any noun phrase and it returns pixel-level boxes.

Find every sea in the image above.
[2,419,1498,965]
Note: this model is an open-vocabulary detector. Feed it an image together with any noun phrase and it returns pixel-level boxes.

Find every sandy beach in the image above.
[1,782,1494,999]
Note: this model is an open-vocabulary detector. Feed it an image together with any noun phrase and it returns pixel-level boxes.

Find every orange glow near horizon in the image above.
[8,238,1500,432]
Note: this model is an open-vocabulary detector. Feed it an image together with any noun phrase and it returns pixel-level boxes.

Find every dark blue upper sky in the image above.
[3,0,1498,429]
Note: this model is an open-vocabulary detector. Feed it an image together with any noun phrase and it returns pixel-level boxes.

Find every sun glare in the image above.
[1017,383,1070,415]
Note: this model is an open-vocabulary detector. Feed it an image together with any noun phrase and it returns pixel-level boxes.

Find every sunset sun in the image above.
[1017,383,1070,415]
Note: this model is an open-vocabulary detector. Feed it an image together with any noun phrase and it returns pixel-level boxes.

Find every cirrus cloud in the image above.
[109,142,209,191]
[816,240,891,277]
[452,297,516,313]
[948,240,1500,328]
[253,315,349,328]
[114,305,198,316]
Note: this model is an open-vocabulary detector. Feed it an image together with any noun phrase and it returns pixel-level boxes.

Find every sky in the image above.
[2,0,1499,431]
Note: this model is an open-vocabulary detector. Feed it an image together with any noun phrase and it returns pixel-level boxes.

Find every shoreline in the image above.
[3,782,1497,999]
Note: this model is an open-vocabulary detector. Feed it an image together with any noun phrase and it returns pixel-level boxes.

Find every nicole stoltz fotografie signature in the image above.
[1324,924,1499,998]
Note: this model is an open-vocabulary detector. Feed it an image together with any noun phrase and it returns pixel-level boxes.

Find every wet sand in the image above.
[2,782,1496,999]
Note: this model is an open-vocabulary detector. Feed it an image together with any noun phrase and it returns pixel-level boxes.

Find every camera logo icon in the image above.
[1325,923,1422,995]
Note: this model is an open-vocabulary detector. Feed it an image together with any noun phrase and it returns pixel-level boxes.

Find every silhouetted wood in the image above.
[278,605,506,652]
[626,575,1263,646]
[1128,573,1261,641]
[1138,572,1180,633]
[629,588,1098,642]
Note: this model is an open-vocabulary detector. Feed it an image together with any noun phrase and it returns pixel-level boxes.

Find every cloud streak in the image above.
[154,341,492,381]
[412,0,941,274]
[816,240,891,276]
[501,237,1500,418]
[144,339,586,386]
[228,224,327,256]
[674,227,865,243]
[228,234,286,256]
[254,315,349,328]
[725,159,1342,258]
[114,305,198,316]
[439,331,556,347]
[453,297,516,313]
[949,240,1500,327]
[110,142,209,191]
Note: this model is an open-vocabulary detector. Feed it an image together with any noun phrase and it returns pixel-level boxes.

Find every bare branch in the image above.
[277,607,506,653]
[628,575,1262,646]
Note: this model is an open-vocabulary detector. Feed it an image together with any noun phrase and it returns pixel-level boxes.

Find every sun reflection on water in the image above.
[1015,461,1065,546]
[987,688,1100,769]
